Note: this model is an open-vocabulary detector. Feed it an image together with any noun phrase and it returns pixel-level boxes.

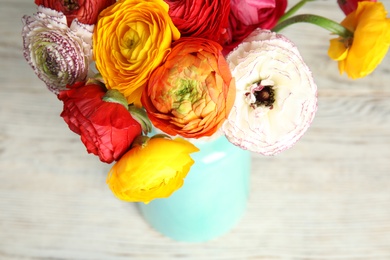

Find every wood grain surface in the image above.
[1,0,390,259]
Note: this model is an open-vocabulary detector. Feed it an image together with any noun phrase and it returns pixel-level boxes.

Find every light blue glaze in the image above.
[138,136,251,242]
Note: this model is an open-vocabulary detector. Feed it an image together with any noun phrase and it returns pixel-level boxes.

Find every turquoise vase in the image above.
[138,136,251,242]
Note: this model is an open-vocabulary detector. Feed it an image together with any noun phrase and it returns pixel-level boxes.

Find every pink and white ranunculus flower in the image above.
[222,29,317,155]
[22,6,93,93]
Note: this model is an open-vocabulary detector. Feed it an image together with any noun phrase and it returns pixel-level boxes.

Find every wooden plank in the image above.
[1,0,390,259]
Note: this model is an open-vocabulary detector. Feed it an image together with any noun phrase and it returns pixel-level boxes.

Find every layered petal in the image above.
[34,0,116,26]
[165,0,230,45]
[223,0,287,54]
[58,82,143,163]
[223,29,317,155]
[93,0,180,106]
[22,6,93,93]
[328,2,390,79]
[106,137,199,203]
[141,37,235,138]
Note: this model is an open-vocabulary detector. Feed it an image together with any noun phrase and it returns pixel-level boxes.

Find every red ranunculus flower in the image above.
[223,0,287,54]
[337,0,377,15]
[165,0,230,45]
[58,82,143,163]
[35,0,116,26]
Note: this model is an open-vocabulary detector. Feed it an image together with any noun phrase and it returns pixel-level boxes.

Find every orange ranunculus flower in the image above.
[106,136,199,203]
[141,37,236,138]
[93,0,180,106]
[328,1,390,79]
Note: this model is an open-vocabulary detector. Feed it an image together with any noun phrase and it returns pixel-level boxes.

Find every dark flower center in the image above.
[62,0,80,11]
[254,85,274,107]
[43,53,60,76]
[247,81,275,109]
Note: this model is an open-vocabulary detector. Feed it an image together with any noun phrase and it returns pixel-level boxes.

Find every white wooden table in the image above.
[1,1,390,259]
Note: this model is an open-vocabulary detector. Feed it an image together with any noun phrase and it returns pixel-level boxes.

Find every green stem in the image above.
[273,14,354,38]
[277,0,315,24]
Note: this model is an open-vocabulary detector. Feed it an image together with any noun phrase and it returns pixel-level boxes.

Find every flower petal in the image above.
[22,6,93,93]
[223,29,317,155]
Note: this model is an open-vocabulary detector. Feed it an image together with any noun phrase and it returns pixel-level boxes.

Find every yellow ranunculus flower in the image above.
[328,1,390,79]
[106,137,199,203]
[93,0,180,106]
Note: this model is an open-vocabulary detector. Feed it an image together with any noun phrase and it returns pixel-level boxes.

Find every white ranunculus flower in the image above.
[222,29,317,155]
[22,6,94,93]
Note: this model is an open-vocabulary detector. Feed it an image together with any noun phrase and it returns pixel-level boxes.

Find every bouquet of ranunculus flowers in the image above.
[22,0,390,203]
